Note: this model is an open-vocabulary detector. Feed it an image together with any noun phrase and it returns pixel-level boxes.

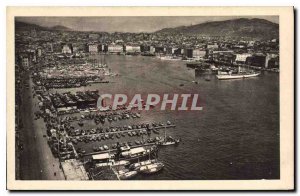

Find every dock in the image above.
[69,124,176,139]
[61,159,89,180]
[83,142,159,157]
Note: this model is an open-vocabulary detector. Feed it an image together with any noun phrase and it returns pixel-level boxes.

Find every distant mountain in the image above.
[15,21,47,31]
[15,21,73,32]
[49,25,73,31]
[156,18,279,40]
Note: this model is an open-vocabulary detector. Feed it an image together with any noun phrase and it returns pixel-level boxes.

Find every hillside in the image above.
[15,21,73,32]
[156,18,279,40]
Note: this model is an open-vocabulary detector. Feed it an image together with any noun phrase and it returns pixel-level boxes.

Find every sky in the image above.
[16,16,279,33]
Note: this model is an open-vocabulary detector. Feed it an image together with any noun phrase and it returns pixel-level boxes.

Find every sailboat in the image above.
[129,150,156,170]
[128,133,158,170]
[159,128,180,146]
[116,152,138,180]
[139,150,164,174]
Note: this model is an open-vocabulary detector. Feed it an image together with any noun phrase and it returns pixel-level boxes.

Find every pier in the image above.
[69,124,176,138]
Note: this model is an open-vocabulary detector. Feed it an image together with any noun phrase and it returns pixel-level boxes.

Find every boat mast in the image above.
[164,126,167,141]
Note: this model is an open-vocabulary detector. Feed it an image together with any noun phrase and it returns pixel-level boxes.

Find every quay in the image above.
[69,124,176,139]
[83,142,161,157]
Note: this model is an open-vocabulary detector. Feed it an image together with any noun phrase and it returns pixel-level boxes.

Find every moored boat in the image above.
[118,170,138,180]
[139,162,164,174]
[216,66,260,80]
[129,159,156,170]
[216,72,260,80]
[95,160,130,167]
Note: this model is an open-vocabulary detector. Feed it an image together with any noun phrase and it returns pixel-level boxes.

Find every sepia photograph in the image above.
[6,6,294,190]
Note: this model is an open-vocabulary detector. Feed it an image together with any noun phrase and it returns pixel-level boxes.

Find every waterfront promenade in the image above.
[18,73,64,180]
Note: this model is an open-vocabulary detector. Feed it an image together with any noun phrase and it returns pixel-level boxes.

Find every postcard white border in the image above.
[6,6,294,190]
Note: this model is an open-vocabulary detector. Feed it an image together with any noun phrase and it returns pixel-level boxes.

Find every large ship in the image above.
[216,66,260,80]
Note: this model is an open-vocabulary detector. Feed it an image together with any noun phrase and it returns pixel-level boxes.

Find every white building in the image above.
[235,53,252,63]
[150,46,155,53]
[62,44,72,54]
[89,44,98,53]
[193,49,206,59]
[125,45,141,53]
[108,44,123,53]
[37,48,42,57]
[22,57,29,68]
[207,43,219,49]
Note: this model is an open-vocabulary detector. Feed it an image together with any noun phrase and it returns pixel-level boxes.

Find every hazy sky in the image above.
[16,16,279,33]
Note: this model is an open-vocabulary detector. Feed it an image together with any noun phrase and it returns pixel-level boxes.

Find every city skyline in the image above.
[16,16,279,33]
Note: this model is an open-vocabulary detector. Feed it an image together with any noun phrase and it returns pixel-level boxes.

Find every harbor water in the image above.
[57,55,279,180]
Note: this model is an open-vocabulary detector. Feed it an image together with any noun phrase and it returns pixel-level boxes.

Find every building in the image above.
[140,45,150,53]
[154,46,164,54]
[207,43,219,49]
[46,42,53,52]
[21,56,29,68]
[107,44,123,54]
[165,47,173,55]
[173,48,182,56]
[184,49,193,58]
[267,56,279,68]
[88,44,99,53]
[235,53,252,63]
[28,50,36,63]
[62,44,73,54]
[192,49,206,59]
[246,54,267,68]
[150,46,155,53]
[97,44,106,52]
[124,45,141,53]
[37,48,42,57]
[209,50,234,63]
[248,41,255,47]
[89,33,99,40]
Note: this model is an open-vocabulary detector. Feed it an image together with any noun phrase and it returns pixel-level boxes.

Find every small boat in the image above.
[96,160,130,167]
[160,141,176,146]
[139,162,164,174]
[129,159,156,170]
[103,145,109,150]
[118,170,138,180]
[135,140,141,145]
[159,129,180,146]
